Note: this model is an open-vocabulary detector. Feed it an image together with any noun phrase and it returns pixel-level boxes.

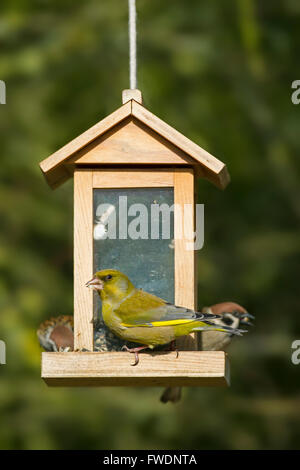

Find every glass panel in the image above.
[93,187,175,322]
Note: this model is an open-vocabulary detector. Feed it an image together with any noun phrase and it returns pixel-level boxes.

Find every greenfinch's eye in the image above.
[105,274,112,281]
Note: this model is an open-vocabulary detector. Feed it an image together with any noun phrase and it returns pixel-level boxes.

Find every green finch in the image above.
[160,302,254,403]
[86,269,246,365]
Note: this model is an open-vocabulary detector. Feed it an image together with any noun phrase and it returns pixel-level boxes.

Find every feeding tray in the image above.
[42,351,230,387]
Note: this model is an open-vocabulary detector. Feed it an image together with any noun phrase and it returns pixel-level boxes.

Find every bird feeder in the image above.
[39,90,231,387]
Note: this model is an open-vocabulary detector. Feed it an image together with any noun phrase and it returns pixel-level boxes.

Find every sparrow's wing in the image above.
[37,316,74,351]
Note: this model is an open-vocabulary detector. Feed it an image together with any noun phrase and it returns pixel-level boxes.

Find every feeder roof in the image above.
[39,98,230,190]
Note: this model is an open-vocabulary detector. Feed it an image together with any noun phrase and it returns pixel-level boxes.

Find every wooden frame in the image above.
[42,166,230,386]
[73,167,196,352]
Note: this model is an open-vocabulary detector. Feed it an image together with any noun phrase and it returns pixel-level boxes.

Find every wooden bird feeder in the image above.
[39,90,231,387]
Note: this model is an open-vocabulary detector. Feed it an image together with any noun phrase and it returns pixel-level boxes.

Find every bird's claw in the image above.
[132,352,139,366]
[121,345,148,366]
[58,346,71,352]
[121,344,138,365]
[169,340,179,358]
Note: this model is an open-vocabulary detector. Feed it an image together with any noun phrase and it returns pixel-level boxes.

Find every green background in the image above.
[0,0,299,449]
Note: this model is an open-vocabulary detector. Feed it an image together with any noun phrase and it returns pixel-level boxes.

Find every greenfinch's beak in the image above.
[85,277,104,291]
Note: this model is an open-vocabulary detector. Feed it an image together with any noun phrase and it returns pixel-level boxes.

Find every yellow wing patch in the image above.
[121,319,197,328]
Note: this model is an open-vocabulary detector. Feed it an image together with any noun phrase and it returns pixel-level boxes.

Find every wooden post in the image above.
[74,170,94,351]
[174,168,198,350]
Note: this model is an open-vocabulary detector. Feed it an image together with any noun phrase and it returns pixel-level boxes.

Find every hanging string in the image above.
[128,0,137,89]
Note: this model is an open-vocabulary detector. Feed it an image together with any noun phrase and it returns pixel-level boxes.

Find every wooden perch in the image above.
[42,351,230,387]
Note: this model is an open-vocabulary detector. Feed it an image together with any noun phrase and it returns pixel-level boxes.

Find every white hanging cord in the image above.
[128,0,137,89]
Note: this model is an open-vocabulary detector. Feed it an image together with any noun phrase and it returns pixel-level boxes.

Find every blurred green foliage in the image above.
[0,0,300,450]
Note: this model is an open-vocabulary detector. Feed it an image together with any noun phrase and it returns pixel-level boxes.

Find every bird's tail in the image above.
[160,386,182,404]
[192,324,247,336]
